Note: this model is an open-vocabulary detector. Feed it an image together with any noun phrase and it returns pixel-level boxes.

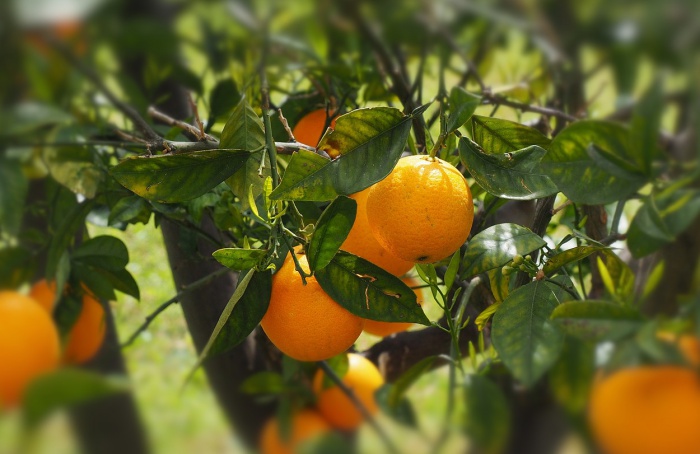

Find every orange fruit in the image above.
[29,279,58,313]
[292,109,336,148]
[341,188,414,277]
[261,248,364,362]
[366,155,474,264]
[63,292,106,365]
[0,291,60,409]
[363,276,424,337]
[259,409,331,454]
[313,353,384,430]
[588,366,700,454]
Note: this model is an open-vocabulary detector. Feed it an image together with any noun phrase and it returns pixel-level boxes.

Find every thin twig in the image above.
[277,108,295,142]
[121,267,230,348]
[318,361,400,454]
[482,92,578,122]
[148,106,218,142]
[187,93,207,140]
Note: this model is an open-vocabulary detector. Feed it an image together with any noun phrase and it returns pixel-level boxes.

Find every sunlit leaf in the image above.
[219,98,265,150]
[447,87,481,133]
[551,300,643,341]
[307,196,356,272]
[471,115,551,154]
[213,248,267,271]
[543,245,606,276]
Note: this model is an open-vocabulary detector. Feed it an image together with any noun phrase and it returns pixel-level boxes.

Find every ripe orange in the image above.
[341,188,414,277]
[29,279,59,313]
[0,291,60,409]
[292,109,336,149]
[363,276,424,337]
[313,353,384,430]
[261,248,364,362]
[259,409,331,454]
[588,366,700,454]
[63,292,106,365]
[366,155,474,264]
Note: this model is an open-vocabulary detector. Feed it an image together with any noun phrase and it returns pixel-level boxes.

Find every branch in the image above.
[121,267,230,348]
[148,106,218,142]
[482,92,579,122]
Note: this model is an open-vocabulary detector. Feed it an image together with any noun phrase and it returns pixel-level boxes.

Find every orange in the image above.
[588,366,700,454]
[0,291,60,409]
[261,248,364,362]
[341,188,414,277]
[292,109,336,148]
[313,353,384,430]
[259,409,331,454]
[366,155,474,264]
[363,276,424,337]
[63,292,107,364]
[29,279,58,313]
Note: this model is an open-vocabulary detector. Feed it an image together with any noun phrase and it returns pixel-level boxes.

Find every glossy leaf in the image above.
[315,251,429,324]
[471,115,551,154]
[550,300,642,341]
[463,375,511,454]
[459,139,557,200]
[627,189,700,258]
[213,248,267,271]
[111,149,249,203]
[270,107,412,201]
[491,280,570,387]
[23,369,129,430]
[447,87,481,133]
[461,223,546,278]
[597,250,635,304]
[209,270,272,356]
[540,121,645,205]
[219,99,265,150]
[307,196,357,272]
[543,245,606,276]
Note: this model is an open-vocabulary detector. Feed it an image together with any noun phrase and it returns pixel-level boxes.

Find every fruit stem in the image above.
[317,361,400,454]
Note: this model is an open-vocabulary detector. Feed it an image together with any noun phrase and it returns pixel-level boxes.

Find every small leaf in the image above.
[459,139,558,200]
[270,107,412,201]
[23,369,129,430]
[447,87,481,133]
[463,375,511,454]
[543,245,606,276]
[307,196,357,272]
[540,120,645,205]
[461,223,546,278]
[315,252,429,325]
[550,300,643,341]
[111,149,249,203]
[219,98,265,150]
[213,248,267,271]
[444,250,461,290]
[471,115,551,154]
[475,303,501,331]
[225,150,270,211]
[491,280,571,387]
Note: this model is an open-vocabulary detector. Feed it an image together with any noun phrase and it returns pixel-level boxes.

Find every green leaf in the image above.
[375,356,436,428]
[219,98,265,150]
[463,375,511,454]
[111,149,249,203]
[630,81,663,177]
[46,200,94,280]
[240,371,285,395]
[307,196,357,272]
[459,139,557,200]
[44,146,104,199]
[447,87,481,133]
[491,280,570,387]
[0,102,72,138]
[108,196,151,225]
[0,246,34,289]
[0,156,28,236]
[212,248,267,271]
[374,386,418,428]
[543,245,606,276]
[22,369,129,430]
[627,189,700,258]
[270,107,412,201]
[209,79,240,121]
[549,337,595,414]
[550,300,643,341]
[597,250,635,304]
[471,115,551,154]
[72,236,130,271]
[315,251,429,325]
[540,121,645,205]
[461,223,546,278]
[225,150,270,211]
[206,270,272,358]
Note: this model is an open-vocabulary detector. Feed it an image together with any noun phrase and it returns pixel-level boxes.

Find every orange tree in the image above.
[1,0,699,453]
